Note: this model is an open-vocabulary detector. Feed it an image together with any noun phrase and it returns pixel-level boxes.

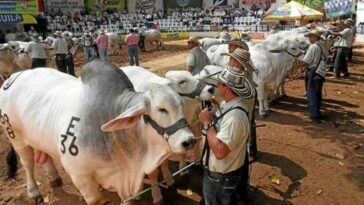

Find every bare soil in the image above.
[0,41,364,205]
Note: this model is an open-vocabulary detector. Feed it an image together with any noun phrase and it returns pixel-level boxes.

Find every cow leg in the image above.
[280,82,287,97]
[178,156,188,176]
[263,92,270,114]
[43,157,62,188]
[256,84,267,118]
[160,160,174,187]
[69,174,106,205]
[148,170,163,204]
[16,146,43,202]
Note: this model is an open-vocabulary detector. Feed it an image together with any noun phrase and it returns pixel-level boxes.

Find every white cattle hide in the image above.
[199,38,225,52]
[121,66,214,203]
[0,60,194,205]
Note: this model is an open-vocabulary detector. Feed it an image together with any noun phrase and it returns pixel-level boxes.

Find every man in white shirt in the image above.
[51,31,69,73]
[330,20,353,78]
[25,33,47,69]
[300,30,328,122]
[186,36,211,75]
[199,65,253,205]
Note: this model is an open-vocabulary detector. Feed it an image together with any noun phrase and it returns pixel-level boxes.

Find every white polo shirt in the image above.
[51,37,68,54]
[205,97,250,174]
[336,28,353,48]
[26,41,47,59]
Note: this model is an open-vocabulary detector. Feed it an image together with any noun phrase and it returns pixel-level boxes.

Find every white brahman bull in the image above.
[122,66,214,204]
[141,29,164,51]
[199,38,226,52]
[1,60,195,205]
[251,39,304,117]
[206,38,303,117]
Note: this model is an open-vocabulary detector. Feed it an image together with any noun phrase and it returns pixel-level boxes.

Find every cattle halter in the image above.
[179,81,207,99]
[284,49,304,58]
[143,115,190,137]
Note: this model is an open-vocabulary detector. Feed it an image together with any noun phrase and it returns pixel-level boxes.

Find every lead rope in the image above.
[122,161,198,203]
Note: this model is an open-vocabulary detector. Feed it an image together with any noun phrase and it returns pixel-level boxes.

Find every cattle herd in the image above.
[0,24,342,205]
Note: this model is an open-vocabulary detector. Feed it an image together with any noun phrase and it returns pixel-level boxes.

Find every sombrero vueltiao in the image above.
[200,66,254,99]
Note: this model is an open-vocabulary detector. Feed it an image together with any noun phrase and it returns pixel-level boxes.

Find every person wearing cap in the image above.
[186,36,210,75]
[125,28,140,66]
[80,31,96,64]
[300,30,328,122]
[62,31,75,76]
[329,20,353,78]
[96,30,109,61]
[199,66,252,205]
[51,31,69,73]
[25,33,47,69]
[221,48,257,203]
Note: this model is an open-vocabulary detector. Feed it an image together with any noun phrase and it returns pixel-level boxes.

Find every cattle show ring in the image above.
[1,0,364,205]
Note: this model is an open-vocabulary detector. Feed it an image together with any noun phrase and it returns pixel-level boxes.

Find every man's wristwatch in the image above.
[203,122,215,131]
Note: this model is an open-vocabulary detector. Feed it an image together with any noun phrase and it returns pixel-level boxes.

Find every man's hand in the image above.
[199,108,213,124]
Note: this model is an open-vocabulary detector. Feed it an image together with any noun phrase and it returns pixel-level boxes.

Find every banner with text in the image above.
[87,0,126,12]
[164,0,202,8]
[213,0,228,7]
[46,0,85,13]
[128,0,163,14]
[0,0,39,14]
[324,0,353,18]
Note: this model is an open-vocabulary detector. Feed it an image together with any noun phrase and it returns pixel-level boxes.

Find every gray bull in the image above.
[1,60,195,205]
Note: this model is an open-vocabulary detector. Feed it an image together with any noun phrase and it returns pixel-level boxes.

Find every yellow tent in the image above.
[20,15,37,24]
[264,1,323,20]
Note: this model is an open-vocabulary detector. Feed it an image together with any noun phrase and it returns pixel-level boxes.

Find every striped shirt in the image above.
[125,33,139,46]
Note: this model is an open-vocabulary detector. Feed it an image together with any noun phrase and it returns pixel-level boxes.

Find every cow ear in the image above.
[101,103,148,132]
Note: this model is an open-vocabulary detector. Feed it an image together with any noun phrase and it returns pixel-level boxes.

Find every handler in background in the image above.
[199,65,253,205]
[299,30,328,122]
[186,36,210,75]
[330,20,353,78]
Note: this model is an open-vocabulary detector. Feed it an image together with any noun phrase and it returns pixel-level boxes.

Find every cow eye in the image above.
[292,48,297,51]
[158,108,169,114]
[179,80,187,85]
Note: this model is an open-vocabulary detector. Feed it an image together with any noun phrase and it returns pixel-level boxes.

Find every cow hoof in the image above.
[165,178,175,187]
[259,113,268,119]
[33,195,43,205]
[179,170,189,176]
[153,200,164,205]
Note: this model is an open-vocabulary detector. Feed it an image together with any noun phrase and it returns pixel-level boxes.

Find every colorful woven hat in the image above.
[228,38,249,51]
[221,48,254,72]
[200,66,253,99]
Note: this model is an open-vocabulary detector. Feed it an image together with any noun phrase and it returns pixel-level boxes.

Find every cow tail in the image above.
[5,144,18,179]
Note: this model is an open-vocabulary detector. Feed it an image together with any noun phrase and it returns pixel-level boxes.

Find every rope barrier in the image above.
[122,161,198,203]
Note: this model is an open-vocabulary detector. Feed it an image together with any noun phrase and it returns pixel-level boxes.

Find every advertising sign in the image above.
[0,1,39,14]
[213,0,228,7]
[87,0,126,11]
[164,0,202,8]
[46,0,85,12]
[128,0,164,13]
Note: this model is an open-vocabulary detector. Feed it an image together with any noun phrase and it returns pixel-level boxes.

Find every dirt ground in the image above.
[0,40,364,205]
